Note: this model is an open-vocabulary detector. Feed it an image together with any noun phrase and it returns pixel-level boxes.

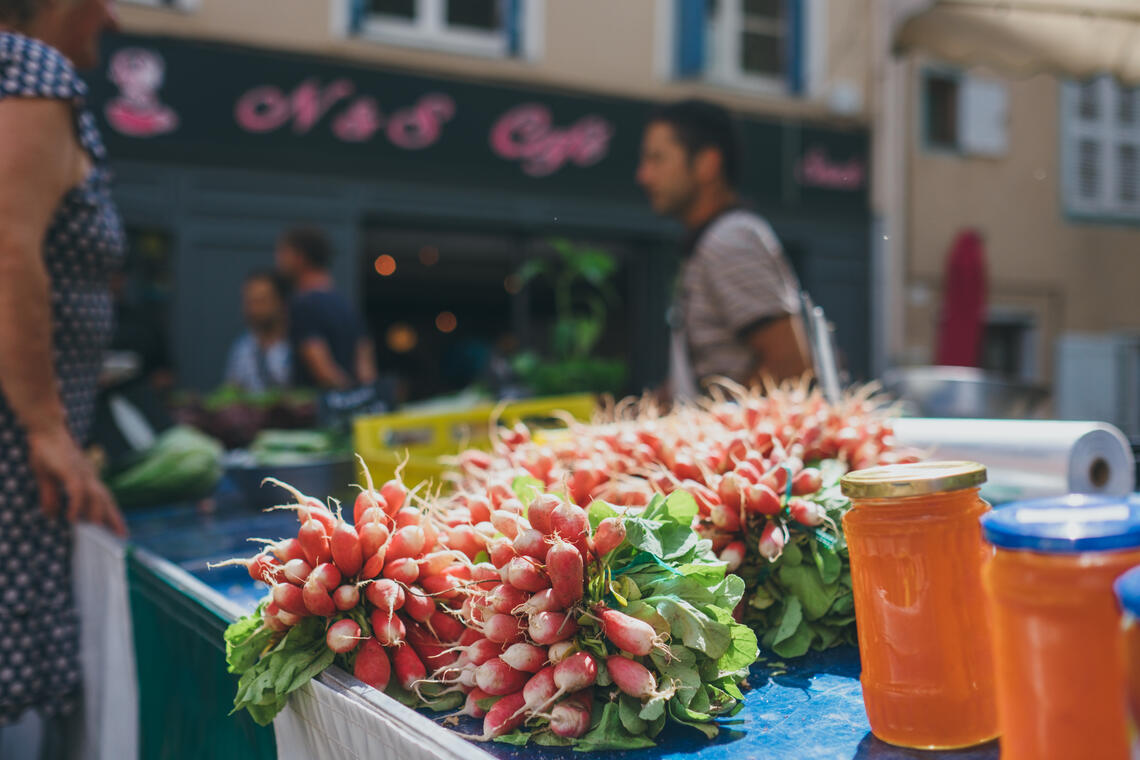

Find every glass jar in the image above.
[981,496,1140,760]
[1115,565,1140,760]
[840,461,996,750]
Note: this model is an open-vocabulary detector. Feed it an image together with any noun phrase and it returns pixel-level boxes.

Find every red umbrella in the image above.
[935,229,988,367]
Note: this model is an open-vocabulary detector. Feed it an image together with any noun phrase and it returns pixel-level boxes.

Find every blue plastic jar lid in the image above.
[980,495,1140,554]
[1115,566,1140,617]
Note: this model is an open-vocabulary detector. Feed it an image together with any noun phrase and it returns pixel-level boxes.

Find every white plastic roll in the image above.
[891,418,1136,502]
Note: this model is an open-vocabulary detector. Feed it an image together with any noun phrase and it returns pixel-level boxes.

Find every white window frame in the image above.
[1061,77,1140,221]
[359,0,510,59]
[705,0,788,95]
[119,0,199,10]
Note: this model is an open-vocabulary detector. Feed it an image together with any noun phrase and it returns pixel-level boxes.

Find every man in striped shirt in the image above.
[637,100,811,397]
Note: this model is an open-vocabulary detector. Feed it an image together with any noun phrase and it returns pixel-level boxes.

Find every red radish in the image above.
[444,524,483,561]
[283,558,312,586]
[466,495,493,525]
[513,528,550,561]
[392,643,426,691]
[606,655,669,700]
[462,637,507,667]
[487,480,515,508]
[501,642,548,673]
[405,619,459,671]
[549,697,591,738]
[546,538,584,607]
[263,608,289,633]
[461,687,492,719]
[719,541,746,573]
[717,472,746,511]
[357,506,388,527]
[497,498,524,516]
[550,502,588,546]
[459,627,484,647]
[366,579,405,612]
[242,553,283,585]
[403,587,436,623]
[487,537,517,569]
[370,609,406,646]
[743,483,782,516]
[354,637,391,690]
[419,550,458,578]
[528,611,579,645]
[388,525,426,561]
[710,503,742,532]
[484,613,524,645]
[330,521,363,577]
[310,562,342,591]
[472,521,497,541]
[599,607,661,656]
[592,517,626,558]
[506,556,550,593]
[792,467,821,495]
[359,546,389,580]
[471,562,500,588]
[492,510,524,539]
[547,651,597,703]
[526,494,559,534]
[487,583,530,614]
[515,588,559,615]
[520,665,558,714]
[268,537,306,564]
[380,479,407,516]
[326,619,362,653]
[383,557,420,585]
[547,640,575,664]
[789,497,827,527]
[297,518,332,567]
[479,690,527,739]
[277,608,303,627]
[758,520,786,561]
[735,461,762,484]
[333,584,360,611]
[394,507,422,530]
[475,657,529,696]
[353,490,386,527]
[420,572,462,601]
[272,583,309,617]
[428,610,466,642]
[302,576,337,616]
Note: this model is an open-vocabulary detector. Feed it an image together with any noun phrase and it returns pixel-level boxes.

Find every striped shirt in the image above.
[677,209,802,386]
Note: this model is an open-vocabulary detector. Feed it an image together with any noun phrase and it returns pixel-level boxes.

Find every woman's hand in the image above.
[27,426,126,537]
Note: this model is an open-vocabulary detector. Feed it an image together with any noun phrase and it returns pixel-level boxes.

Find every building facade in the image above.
[101,0,875,395]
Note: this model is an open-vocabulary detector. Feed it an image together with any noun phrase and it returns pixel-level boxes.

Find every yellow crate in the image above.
[353,394,595,489]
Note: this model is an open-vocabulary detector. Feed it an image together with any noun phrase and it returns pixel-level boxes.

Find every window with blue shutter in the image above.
[689,0,808,95]
[349,0,524,58]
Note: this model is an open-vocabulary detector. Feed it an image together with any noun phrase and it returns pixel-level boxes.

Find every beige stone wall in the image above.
[902,60,1140,379]
[117,0,872,125]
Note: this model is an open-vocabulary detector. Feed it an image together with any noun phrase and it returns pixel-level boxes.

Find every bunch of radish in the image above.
[221,461,479,707]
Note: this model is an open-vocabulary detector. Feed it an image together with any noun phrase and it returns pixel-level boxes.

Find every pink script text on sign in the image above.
[490,104,614,177]
[795,147,866,191]
[234,78,455,149]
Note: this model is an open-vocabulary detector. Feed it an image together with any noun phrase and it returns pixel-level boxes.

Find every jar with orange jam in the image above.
[981,497,1140,760]
[1114,565,1140,760]
[840,461,997,750]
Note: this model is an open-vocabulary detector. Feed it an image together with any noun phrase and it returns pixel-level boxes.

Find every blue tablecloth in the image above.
[127,500,1001,760]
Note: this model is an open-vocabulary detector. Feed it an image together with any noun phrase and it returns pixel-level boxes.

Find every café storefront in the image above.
[86,33,872,394]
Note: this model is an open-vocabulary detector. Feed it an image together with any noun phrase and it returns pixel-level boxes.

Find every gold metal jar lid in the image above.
[840,461,987,499]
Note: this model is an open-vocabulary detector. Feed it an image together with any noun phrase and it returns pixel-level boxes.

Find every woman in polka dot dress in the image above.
[0,0,126,744]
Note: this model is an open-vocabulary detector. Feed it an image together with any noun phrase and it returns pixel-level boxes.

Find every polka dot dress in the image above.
[0,33,125,724]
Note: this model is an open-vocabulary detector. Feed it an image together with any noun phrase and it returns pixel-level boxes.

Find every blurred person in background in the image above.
[0,0,126,755]
[224,270,292,392]
[275,226,378,390]
[637,100,810,398]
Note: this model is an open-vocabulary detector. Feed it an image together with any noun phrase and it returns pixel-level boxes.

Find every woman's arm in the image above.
[0,98,125,535]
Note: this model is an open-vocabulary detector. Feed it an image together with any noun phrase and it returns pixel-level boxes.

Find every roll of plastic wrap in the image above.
[891,418,1136,503]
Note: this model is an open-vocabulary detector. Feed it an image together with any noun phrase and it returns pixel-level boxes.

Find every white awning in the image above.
[895,0,1140,84]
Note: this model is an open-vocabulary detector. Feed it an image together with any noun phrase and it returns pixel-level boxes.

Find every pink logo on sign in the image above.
[490,104,613,177]
[104,48,179,138]
[795,147,866,191]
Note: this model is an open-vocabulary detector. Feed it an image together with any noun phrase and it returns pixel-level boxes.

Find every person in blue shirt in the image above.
[223,270,292,392]
[275,227,377,390]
